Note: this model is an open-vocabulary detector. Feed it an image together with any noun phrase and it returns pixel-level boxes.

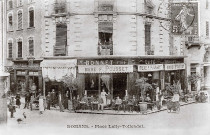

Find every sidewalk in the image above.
[74,101,196,115]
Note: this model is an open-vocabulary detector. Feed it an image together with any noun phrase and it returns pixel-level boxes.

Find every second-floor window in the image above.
[54,23,67,56]
[8,14,13,31]
[29,37,34,56]
[98,15,113,55]
[18,10,22,30]
[54,0,66,14]
[145,24,153,55]
[17,40,22,58]
[8,40,13,58]
[29,7,34,27]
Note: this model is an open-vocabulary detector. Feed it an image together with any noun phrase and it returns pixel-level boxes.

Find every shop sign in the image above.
[138,64,164,72]
[78,65,133,73]
[17,71,26,75]
[29,71,39,76]
[165,63,185,71]
[78,59,128,65]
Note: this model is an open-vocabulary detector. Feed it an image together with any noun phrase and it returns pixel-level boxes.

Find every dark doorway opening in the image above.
[113,74,127,98]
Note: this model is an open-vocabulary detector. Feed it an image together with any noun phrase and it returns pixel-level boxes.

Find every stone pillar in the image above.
[0,75,8,124]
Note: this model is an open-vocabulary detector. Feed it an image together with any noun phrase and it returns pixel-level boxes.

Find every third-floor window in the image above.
[29,37,34,56]
[29,7,34,27]
[8,13,13,31]
[17,10,22,30]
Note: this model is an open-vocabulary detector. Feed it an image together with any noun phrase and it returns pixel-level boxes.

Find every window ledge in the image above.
[16,29,24,31]
[7,58,13,60]
[27,27,35,30]
[16,58,23,60]
[7,30,14,32]
[16,5,23,8]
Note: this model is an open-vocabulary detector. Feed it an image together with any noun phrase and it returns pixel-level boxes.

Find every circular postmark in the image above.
[157,0,196,35]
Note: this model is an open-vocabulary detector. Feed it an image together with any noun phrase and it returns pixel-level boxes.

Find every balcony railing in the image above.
[98,44,113,55]
[145,50,154,55]
[185,36,201,49]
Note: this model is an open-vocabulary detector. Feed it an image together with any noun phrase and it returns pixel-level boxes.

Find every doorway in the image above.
[113,74,127,98]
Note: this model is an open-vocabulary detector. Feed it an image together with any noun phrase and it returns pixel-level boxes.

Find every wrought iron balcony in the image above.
[185,36,201,49]
[98,44,113,55]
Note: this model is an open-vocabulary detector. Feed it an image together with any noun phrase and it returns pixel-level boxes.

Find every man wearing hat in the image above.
[8,96,16,118]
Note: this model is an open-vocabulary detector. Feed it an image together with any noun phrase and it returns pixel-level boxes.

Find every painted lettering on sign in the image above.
[78,65,133,73]
[165,63,185,70]
[138,64,164,72]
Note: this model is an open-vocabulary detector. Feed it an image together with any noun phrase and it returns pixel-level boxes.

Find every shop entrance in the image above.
[113,74,127,98]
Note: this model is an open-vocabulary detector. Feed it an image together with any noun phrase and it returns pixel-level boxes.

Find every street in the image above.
[1,101,210,135]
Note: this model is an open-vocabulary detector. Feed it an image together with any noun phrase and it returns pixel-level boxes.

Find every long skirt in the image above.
[39,99,44,112]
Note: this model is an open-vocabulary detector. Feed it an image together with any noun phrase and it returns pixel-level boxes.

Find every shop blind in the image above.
[18,41,22,58]
[29,39,34,56]
[18,11,22,30]
[8,42,12,58]
[98,22,113,33]
[54,24,67,56]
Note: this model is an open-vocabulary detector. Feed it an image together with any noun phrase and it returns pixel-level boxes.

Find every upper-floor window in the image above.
[145,23,153,55]
[28,0,34,3]
[54,0,66,14]
[17,10,23,30]
[98,15,113,55]
[28,37,34,56]
[206,0,209,9]
[8,13,13,31]
[8,40,13,58]
[144,0,154,14]
[98,0,114,11]
[17,0,23,7]
[8,0,13,9]
[206,21,209,37]
[29,7,34,27]
[54,23,67,56]
[17,39,23,58]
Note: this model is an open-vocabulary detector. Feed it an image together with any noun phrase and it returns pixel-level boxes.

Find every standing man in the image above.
[51,89,56,108]
[8,96,16,118]
[58,91,64,112]
[24,93,30,109]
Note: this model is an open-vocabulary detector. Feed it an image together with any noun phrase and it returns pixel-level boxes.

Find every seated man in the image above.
[115,96,122,111]
[80,95,88,110]
[98,96,104,111]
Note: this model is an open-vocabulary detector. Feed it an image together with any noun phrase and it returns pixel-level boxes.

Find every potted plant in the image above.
[135,77,153,113]
[187,73,201,92]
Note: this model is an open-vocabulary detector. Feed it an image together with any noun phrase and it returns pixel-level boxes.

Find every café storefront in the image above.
[77,56,186,99]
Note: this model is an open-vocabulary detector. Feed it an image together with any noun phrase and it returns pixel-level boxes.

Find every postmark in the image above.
[157,0,197,35]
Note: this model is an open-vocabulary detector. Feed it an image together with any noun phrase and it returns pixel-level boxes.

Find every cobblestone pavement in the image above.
[1,98,210,135]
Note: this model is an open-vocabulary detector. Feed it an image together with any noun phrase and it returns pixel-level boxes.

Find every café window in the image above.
[8,40,13,58]
[54,23,67,56]
[17,10,23,30]
[98,15,113,55]
[17,40,22,58]
[29,7,34,27]
[29,37,34,56]
[8,13,13,31]
[85,74,99,96]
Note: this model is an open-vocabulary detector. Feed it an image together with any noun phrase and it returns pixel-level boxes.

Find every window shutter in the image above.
[18,12,22,30]
[18,41,22,58]
[29,39,34,56]
[29,9,34,27]
[145,24,151,54]
[8,42,13,58]
[54,24,67,56]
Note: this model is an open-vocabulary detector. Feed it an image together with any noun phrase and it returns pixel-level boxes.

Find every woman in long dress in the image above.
[101,89,107,106]
[39,93,44,114]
